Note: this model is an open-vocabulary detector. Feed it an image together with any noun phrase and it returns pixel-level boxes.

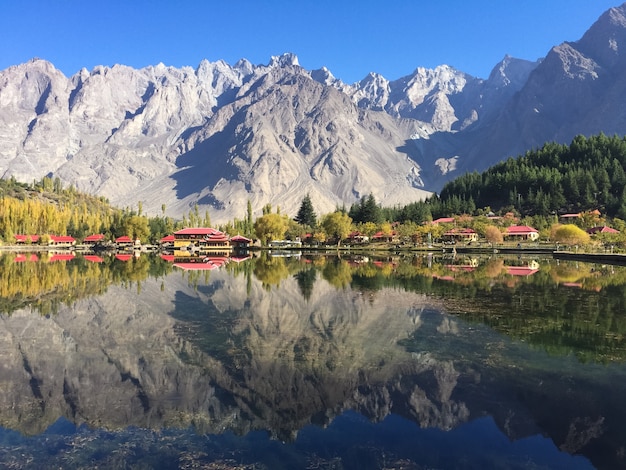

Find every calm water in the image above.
[0,251,625,469]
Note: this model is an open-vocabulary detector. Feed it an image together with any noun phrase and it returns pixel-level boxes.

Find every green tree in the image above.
[294,194,317,227]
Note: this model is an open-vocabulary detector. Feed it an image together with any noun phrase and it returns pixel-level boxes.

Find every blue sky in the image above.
[0,0,620,83]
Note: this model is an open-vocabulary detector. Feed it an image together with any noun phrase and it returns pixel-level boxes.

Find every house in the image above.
[431,217,456,224]
[173,227,230,250]
[83,234,105,245]
[348,231,369,244]
[504,225,539,241]
[371,231,397,243]
[587,226,619,235]
[115,235,141,249]
[442,228,478,243]
[159,234,175,245]
[15,234,40,244]
[49,235,76,247]
[230,234,252,250]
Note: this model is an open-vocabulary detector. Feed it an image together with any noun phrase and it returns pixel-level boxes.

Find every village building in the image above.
[83,234,105,245]
[15,234,40,244]
[230,234,252,250]
[587,226,619,235]
[504,225,539,241]
[442,228,478,243]
[173,227,230,251]
[48,235,76,247]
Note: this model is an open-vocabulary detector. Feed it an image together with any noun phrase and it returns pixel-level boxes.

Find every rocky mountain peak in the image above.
[1,5,625,222]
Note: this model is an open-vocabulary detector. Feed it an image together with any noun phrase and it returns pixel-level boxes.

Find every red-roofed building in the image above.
[174,227,230,250]
[431,217,455,224]
[83,255,104,263]
[15,234,40,244]
[442,228,478,243]
[160,234,175,244]
[115,253,133,261]
[587,226,619,234]
[230,234,251,249]
[84,234,105,244]
[49,235,76,247]
[504,225,539,241]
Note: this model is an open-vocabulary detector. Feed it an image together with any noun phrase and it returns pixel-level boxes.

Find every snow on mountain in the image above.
[1,3,625,222]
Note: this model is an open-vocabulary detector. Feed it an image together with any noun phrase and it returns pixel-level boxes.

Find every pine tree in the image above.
[295,194,317,227]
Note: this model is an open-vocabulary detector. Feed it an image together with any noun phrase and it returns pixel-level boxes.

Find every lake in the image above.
[0,250,624,469]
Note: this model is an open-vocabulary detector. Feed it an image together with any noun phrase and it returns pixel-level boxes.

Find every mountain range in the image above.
[1,4,626,222]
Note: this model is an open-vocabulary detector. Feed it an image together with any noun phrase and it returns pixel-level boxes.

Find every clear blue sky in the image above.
[0,0,621,83]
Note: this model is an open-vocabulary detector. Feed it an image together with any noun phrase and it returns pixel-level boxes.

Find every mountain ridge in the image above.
[1,3,626,222]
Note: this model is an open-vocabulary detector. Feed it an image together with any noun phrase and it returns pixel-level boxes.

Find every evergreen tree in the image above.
[295,194,317,227]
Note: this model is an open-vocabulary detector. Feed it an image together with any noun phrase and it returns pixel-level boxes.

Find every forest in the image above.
[409,133,626,221]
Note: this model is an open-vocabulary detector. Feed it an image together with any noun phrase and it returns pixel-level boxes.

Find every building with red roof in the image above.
[173,227,230,251]
[230,234,251,249]
[49,235,76,247]
[15,234,40,244]
[442,228,478,243]
[504,225,539,241]
[431,217,455,224]
[84,234,105,244]
[587,226,619,234]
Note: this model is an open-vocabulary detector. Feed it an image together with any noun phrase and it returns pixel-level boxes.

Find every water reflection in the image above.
[0,252,624,468]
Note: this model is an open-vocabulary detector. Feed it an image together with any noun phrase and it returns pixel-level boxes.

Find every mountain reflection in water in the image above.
[0,252,623,469]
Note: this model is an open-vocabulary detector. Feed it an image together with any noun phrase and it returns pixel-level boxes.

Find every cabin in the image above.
[48,235,76,247]
[587,226,619,235]
[442,228,478,244]
[83,234,105,245]
[15,234,40,244]
[348,231,369,244]
[230,234,252,250]
[173,227,230,250]
[504,225,539,241]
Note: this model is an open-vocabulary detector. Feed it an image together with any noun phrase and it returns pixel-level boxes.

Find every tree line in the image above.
[3,133,626,248]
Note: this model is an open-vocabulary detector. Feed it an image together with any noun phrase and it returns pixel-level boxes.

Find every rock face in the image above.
[1,5,626,221]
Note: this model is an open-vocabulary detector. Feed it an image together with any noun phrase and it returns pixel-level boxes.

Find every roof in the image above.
[84,234,105,242]
[83,255,104,263]
[160,254,175,262]
[560,213,581,218]
[174,227,225,236]
[160,234,175,242]
[587,226,619,234]
[115,254,133,261]
[506,225,538,234]
[15,234,40,242]
[444,228,476,236]
[50,235,75,243]
[431,217,455,224]
[115,236,133,243]
[230,234,252,243]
